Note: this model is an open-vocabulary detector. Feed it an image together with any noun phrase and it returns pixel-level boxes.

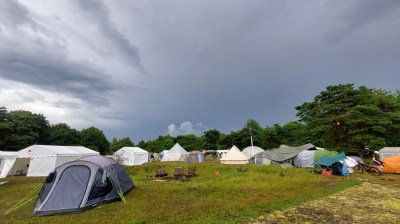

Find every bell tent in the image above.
[161,143,189,162]
[113,147,148,165]
[220,145,249,164]
[33,155,134,216]
[242,146,264,159]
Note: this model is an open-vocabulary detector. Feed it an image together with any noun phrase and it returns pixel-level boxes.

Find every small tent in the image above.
[16,145,99,177]
[242,146,264,159]
[293,149,317,168]
[314,149,339,162]
[220,145,249,164]
[382,156,400,174]
[33,155,134,216]
[379,147,400,159]
[113,147,148,166]
[187,151,204,163]
[314,152,347,167]
[252,150,275,165]
[159,150,169,160]
[0,151,17,178]
[161,143,189,162]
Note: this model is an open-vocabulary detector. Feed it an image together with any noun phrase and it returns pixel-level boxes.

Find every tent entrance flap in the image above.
[42,165,90,211]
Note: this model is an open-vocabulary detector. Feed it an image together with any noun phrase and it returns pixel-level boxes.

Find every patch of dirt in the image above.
[246,182,400,224]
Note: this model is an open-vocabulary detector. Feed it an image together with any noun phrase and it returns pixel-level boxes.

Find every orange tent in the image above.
[382,155,400,174]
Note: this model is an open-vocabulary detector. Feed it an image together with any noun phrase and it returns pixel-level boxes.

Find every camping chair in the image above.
[173,167,185,177]
[155,167,168,177]
[187,166,197,177]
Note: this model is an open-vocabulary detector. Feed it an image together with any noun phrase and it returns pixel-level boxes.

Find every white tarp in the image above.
[113,147,149,165]
[242,146,265,159]
[17,145,99,177]
[0,151,17,178]
[220,145,249,164]
[161,143,189,162]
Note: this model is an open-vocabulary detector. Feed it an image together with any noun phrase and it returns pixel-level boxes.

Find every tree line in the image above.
[2,83,400,157]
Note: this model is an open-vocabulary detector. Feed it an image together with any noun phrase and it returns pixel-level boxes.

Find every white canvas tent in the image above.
[113,147,149,165]
[293,149,317,168]
[0,151,18,178]
[161,143,189,162]
[242,146,264,159]
[379,147,400,159]
[16,145,99,177]
[220,145,249,164]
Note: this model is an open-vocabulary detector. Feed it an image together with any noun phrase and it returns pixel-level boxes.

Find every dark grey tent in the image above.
[33,155,134,216]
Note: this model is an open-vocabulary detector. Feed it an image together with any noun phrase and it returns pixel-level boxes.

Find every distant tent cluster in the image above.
[160,143,204,163]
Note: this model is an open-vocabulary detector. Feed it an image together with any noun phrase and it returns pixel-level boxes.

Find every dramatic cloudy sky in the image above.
[1,0,400,142]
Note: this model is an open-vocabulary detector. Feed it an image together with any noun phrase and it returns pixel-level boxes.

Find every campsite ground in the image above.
[1,161,400,224]
[246,181,400,224]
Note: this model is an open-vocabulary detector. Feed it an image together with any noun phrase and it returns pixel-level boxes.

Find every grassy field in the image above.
[1,161,393,224]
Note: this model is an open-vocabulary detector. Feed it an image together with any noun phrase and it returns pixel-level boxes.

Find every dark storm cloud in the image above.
[0,0,114,107]
[75,0,145,73]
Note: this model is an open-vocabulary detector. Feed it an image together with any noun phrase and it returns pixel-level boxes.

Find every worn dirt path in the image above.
[246,182,400,224]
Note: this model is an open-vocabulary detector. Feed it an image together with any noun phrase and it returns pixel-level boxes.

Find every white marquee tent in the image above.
[161,143,189,162]
[242,146,265,159]
[0,151,18,178]
[113,147,149,165]
[15,145,99,177]
[220,145,249,164]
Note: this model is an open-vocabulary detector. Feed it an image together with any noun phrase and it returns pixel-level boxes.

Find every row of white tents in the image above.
[0,145,99,178]
[0,146,152,178]
[0,143,201,178]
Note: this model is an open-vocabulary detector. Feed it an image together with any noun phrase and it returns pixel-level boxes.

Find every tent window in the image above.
[88,169,112,201]
[38,171,57,204]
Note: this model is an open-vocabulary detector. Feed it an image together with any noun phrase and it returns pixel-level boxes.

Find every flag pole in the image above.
[248,120,254,156]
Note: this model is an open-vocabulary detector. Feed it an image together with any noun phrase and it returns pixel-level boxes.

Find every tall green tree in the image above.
[239,119,267,149]
[296,84,400,156]
[80,127,109,155]
[109,137,134,153]
[277,121,311,146]
[202,129,220,150]
[137,140,147,149]
[49,123,81,145]
[7,110,50,150]
[0,107,13,150]
[145,135,174,153]
[175,134,205,151]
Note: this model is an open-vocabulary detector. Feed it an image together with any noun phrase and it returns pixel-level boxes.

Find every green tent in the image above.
[314,149,338,162]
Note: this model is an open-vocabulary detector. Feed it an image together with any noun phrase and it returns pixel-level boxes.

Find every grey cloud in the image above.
[0,0,115,107]
[0,0,31,27]
[75,0,145,73]
[324,0,400,43]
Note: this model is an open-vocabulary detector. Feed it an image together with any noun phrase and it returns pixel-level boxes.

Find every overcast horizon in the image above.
[1,0,400,142]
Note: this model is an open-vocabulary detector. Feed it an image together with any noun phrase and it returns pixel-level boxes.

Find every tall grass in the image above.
[0,161,367,224]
